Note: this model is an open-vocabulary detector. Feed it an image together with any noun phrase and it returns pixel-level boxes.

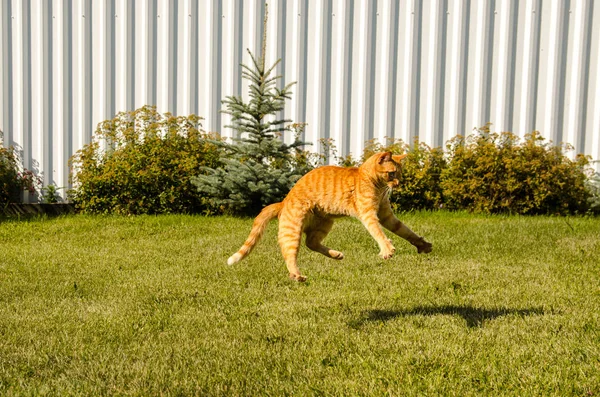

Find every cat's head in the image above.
[363,152,408,187]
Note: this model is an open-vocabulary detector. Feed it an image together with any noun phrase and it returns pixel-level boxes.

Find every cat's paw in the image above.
[379,246,395,260]
[416,240,432,254]
[330,250,345,260]
[289,273,307,282]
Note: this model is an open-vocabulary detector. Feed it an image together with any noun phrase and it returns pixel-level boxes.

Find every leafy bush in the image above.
[391,142,446,211]
[349,138,446,211]
[0,145,22,205]
[341,125,594,215]
[441,126,592,215]
[1,143,41,205]
[69,106,222,215]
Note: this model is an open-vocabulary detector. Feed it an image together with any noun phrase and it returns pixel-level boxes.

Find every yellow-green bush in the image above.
[392,141,446,211]
[359,138,446,211]
[69,106,223,215]
[352,126,594,215]
[68,111,595,216]
[441,127,592,215]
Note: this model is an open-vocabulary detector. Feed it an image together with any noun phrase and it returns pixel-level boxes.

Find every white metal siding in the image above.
[1,0,600,198]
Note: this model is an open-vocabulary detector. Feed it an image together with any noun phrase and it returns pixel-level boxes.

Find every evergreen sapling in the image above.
[192,5,310,215]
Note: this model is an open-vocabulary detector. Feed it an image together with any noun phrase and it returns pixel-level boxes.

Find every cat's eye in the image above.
[388,171,396,179]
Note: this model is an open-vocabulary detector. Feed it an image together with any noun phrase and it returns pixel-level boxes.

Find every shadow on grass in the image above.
[349,305,546,329]
[1,203,76,222]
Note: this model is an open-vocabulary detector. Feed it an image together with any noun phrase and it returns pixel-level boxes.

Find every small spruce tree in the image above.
[192,5,310,215]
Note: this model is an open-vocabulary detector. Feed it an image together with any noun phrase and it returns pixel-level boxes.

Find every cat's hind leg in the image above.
[305,217,344,260]
[278,205,307,282]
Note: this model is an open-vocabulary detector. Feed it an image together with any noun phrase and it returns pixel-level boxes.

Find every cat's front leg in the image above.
[357,211,396,259]
[378,201,432,253]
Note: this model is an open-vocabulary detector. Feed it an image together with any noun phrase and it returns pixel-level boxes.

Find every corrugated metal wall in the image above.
[2,0,600,198]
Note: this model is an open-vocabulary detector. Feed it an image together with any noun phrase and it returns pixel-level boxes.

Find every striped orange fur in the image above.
[227,152,433,281]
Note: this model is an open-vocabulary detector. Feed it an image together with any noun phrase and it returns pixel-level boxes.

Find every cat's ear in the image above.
[392,154,408,163]
[377,152,392,164]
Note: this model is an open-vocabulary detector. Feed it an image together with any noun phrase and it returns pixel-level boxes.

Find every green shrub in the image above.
[1,143,41,205]
[342,126,594,215]
[351,138,446,211]
[69,106,222,215]
[391,141,446,212]
[0,145,22,205]
[441,125,592,215]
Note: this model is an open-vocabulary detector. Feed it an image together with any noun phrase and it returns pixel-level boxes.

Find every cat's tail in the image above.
[227,202,283,265]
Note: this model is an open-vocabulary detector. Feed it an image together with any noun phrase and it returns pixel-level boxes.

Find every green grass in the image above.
[0,212,599,396]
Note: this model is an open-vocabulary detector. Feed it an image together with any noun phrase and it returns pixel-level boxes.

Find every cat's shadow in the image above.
[349,305,546,328]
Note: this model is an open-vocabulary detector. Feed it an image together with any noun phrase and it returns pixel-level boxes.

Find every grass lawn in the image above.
[0,211,599,395]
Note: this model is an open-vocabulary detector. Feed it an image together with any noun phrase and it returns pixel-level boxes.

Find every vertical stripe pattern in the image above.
[1,0,600,202]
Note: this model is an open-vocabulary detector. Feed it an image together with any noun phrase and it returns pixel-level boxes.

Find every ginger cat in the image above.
[228,152,433,281]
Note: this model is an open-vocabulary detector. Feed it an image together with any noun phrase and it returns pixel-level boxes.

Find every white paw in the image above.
[379,246,395,260]
[330,250,345,260]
